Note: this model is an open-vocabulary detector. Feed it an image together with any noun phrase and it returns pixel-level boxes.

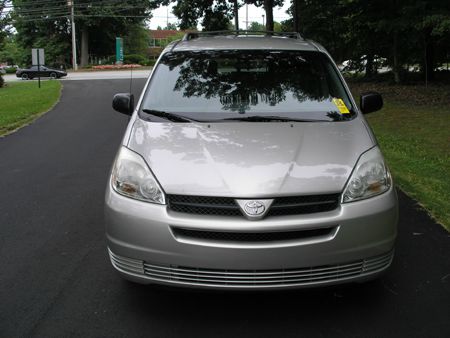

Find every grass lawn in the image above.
[0,80,62,136]
[350,82,450,231]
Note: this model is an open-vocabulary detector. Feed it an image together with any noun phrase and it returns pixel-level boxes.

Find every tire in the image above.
[21,73,29,80]
[50,72,57,79]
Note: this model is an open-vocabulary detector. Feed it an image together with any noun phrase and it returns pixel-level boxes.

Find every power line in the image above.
[2,0,153,18]
[3,0,67,9]
[3,0,130,8]
[8,13,156,22]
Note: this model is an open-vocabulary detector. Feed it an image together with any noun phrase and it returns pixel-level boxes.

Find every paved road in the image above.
[0,80,449,338]
[3,69,151,82]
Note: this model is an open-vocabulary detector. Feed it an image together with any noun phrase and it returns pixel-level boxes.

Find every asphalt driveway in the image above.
[0,79,448,337]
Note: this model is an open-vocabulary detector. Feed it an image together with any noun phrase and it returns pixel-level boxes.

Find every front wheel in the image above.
[21,73,29,80]
[50,72,57,79]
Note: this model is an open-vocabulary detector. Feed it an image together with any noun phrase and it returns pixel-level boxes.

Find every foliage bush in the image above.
[105,55,116,64]
[5,67,17,74]
[103,54,150,65]
[123,54,148,65]
[145,59,157,67]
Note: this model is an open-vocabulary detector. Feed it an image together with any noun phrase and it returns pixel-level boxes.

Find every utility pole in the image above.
[262,14,265,28]
[68,0,77,71]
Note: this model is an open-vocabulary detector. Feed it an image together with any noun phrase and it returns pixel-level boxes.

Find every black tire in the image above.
[21,73,29,80]
[50,72,57,79]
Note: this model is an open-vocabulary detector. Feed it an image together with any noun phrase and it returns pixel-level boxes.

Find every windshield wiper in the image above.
[142,109,198,123]
[222,115,329,122]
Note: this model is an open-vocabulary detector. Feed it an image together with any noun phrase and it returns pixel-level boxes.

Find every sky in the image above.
[148,3,292,30]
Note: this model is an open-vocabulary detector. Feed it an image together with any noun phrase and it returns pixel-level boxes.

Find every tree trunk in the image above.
[293,0,300,33]
[365,53,375,79]
[233,0,239,30]
[80,26,89,68]
[392,30,401,84]
[424,40,435,82]
[264,0,274,32]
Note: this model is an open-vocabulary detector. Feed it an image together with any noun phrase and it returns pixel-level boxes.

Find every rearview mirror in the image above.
[360,92,383,114]
[113,93,134,116]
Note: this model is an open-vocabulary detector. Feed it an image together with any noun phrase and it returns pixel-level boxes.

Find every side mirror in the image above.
[360,92,383,114]
[113,93,134,116]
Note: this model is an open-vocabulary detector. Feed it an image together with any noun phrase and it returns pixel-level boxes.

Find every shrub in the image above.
[144,59,157,67]
[5,67,17,74]
[105,55,116,64]
[101,54,150,66]
[123,54,148,65]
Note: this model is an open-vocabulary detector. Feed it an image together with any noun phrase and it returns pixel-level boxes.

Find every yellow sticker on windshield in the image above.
[332,98,350,114]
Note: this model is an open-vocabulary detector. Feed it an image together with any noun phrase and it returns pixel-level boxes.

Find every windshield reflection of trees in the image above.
[161,51,347,120]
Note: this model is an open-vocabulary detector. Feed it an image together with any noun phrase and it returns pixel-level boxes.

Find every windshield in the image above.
[141,50,355,122]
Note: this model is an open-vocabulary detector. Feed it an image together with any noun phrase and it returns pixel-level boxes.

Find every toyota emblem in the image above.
[244,201,265,216]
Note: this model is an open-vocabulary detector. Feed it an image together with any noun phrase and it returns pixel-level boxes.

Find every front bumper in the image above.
[105,185,398,289]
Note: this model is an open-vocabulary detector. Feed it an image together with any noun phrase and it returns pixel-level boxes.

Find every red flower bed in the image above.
[92,64,142,70]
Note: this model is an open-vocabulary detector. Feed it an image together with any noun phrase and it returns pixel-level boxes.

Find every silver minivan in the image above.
[105,32,398,289]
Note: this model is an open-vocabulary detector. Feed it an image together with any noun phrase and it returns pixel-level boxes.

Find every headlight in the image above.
[111,146,165,204]
[342,146,391,203]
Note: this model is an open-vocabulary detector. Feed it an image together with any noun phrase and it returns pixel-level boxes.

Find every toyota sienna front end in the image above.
[105,32,398,289]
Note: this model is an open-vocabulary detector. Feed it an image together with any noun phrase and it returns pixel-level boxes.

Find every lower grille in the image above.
[167,194,340,218]
[171,226,335,243]
[109,249,394,288]
[109,249,144,275]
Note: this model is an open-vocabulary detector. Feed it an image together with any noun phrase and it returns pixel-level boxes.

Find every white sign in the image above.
[32,48,45,66]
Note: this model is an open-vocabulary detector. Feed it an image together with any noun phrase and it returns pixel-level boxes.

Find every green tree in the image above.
[75,0,158,67]
[12,0,72,67]
[11,0,159,68]
[0,35,26,65]
[0,0,12,87]
[282,0,348,61]
[124,24,151,56]
[202,1,233,30]
[0,0,10,44]
[170,0,234,30]
[165,22,177,30]
[409,0,450,81]
[247,20,280,31]
[284,0,450,83]
[248,21,264,31]
[244,0,284,31]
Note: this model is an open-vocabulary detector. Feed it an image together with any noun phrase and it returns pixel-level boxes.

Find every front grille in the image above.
[268,194,339,217]
[167,194,340,218]
[167,195,241,216]
[109,249,394,288]
[171,227,335,243]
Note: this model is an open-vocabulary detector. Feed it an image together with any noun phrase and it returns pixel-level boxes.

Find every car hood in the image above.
[127,119,374,197]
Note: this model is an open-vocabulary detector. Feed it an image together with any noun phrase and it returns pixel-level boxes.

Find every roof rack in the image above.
[182,30,303,41]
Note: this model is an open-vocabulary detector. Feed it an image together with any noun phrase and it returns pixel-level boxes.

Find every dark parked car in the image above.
[16,65,67,80]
